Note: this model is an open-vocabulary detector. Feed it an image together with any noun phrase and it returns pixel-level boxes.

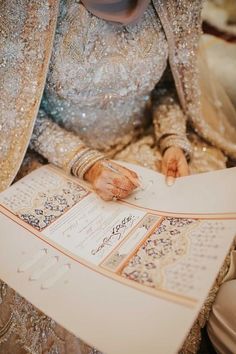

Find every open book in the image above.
[0,163,236,354]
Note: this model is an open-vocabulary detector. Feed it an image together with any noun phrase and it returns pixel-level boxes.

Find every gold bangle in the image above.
[71,149,105,179]
[160,135,193,160]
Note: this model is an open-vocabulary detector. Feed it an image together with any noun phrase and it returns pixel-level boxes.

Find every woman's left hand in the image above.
[161,146,189,186]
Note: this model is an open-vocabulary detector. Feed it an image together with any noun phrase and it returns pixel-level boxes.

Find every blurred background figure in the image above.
[203,3,236,353]
[203,0,236,107]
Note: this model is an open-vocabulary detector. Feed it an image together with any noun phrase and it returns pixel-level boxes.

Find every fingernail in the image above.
[129,176,141,188]
[166,176,175,186]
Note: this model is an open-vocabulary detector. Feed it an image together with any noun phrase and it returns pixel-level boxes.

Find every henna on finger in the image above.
[112,176,136,192]
[166,160,177,186]
[107,182,134,199]
[110,187,130,200]
[167,159,177,172]
[103,160,140,187]
[107,181,133,192]
[115,164,140,186]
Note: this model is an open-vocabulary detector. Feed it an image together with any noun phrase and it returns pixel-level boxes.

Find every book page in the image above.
[1,165,235,307]
[122,162,236,216]
[0,164,236,354]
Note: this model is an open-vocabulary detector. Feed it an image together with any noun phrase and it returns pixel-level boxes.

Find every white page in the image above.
[120,162,236,216]
[0,164,235,354]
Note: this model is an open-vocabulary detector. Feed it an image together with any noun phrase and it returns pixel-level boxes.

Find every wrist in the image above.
[84,160,102,183]
[71,148,106,180]
[163,146,183,155]
[160,134,192,161]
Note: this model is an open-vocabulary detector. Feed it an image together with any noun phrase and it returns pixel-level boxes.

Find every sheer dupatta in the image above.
[153,0,236,159]
[0,0,59,192]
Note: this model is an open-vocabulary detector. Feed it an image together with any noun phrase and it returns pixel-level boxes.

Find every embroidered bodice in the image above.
[42,0,169,151]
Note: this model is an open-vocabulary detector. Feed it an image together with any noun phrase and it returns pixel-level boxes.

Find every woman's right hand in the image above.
[84,160,140,201]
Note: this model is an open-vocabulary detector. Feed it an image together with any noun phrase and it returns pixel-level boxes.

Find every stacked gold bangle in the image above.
[160,134,193,160]
[65,143,88,173]
[71,147,105,179]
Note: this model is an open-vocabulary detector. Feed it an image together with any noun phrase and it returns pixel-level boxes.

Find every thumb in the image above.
[165,160,177,187]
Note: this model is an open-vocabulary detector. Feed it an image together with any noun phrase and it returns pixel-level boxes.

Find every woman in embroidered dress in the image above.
[0,1,236,353]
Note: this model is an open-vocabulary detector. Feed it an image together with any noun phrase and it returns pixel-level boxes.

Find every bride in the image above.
[0,0,236,353]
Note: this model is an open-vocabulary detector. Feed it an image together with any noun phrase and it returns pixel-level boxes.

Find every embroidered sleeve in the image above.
[30,110,105,176]
[152,69,192,159]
